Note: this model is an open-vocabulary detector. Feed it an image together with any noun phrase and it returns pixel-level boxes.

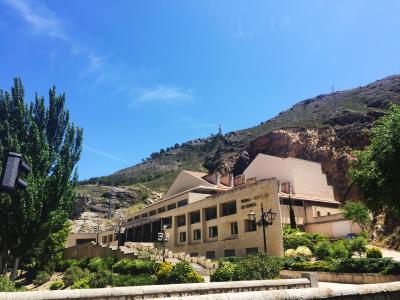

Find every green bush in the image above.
[71,277,90,289]
[63,265,88,286]
[112,274,157,287]
[155,262,174,284]
[284,249,296,258]
[366,247,383,259]
[381,261,400,275]
[169,262,203,283]
[314,240,332,260]
[233,255,283,280]
[88,268,112,288]
[335,258,395,274]
[57,259,80,272]
[78,257,92,269]
[283,235,315,252]
[49,280,64,290]
[331,241,349,259]
[282,225,301,236]
[294,246,312,259]
[0,275,16,292]
[210,261,236,282]
[287,261,333,272]
[33,271,51,286]
[102,256,118,269]
[87,257,107,272]
[349,237,367,257]
[112,259,155,275]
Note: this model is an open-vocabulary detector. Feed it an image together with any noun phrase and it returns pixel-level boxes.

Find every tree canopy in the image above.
[341,201,371,232]
[0,78,82,279]
[349,104,400,214]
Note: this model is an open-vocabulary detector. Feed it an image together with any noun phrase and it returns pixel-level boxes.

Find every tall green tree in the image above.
[349,104,400,214]
[341,201,371,232]
[0,78,82,280]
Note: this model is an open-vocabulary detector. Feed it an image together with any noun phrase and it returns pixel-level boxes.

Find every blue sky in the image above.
[1,0,400,180]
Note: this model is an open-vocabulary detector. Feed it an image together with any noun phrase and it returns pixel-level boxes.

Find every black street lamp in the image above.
[248,204,277,253]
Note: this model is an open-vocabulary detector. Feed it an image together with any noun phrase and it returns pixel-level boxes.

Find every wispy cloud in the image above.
[4,0,67,39]
[233,22,253,39]
[131,86,194,106]
[165,117,217,130]
[84,145,128,164]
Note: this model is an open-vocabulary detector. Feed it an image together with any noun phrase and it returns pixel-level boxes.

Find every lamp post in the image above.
[162,224,167,262]
[248,204,277,253]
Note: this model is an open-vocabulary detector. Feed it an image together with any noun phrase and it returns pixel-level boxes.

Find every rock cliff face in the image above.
[233,126,370,202]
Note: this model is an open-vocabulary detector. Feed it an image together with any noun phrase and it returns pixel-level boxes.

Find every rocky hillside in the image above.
[76,75,400,220]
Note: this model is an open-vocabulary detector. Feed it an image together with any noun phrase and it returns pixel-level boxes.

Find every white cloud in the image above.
[88,53,106,72]
[134,86,194,105]
[233,22,253,39]
[84,145,128,164]
[4,0,67,39]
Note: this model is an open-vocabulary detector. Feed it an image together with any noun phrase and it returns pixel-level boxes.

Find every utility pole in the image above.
[108,189,114,219]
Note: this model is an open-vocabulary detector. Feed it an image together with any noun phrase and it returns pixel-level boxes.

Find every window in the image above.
[224,249,235,257]
[134,215,140,220]
[208,226,218,238]
[317,211,321,217]
[205,206,217,221]
[162,216,172,228]
[149,210,157,216]
[177,199,188,207]
[127,217,133,222]
[167,203,176,211]
[280,199,304,206]
[244,219,257,232]
[108,234,113,242]
[193,229,201,240]
[221,201,237,216]
[179,232,186,243]
[327,212,331,216]
[231,222,238,235]
[157,206,166,213]
[206,251,216,259]
[246,247,259,255]
[190,211,201,224]
[177,215,186,227]
[102,236,107,244]
[190,252,198,257]
[141,213,148,218]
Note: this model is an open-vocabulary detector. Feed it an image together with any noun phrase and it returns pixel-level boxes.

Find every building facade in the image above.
[122,154,353,258]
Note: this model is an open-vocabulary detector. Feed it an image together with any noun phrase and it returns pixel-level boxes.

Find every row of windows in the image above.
[203,247,258,259]
[177,220,257,244]
[130,199,237,222]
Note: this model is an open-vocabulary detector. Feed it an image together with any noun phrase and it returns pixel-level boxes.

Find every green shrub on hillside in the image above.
[233,255,283,280]
[87,257,106,272]
[78,257,92,269]
[366,247,383,258]
[49,280,64,290]
[112,274,157,287]
[349,237,367,257]
[57,259,80,272]
[0,276,16,292]
[63,266,88,286]
[88,268,112,288]
[113,258,155,275]
[314,240,332,260]
[210,261,236,282]
[33,271,51,286]
[331,241,349,259]
[287,261,333,272]
[283,235,315,252]
[169,262,203,283]
[155,262,174,284]
[71,277,90,289]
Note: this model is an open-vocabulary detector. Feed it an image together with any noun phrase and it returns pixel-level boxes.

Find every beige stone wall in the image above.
[66,230,115,248]
[305,219,362,238]
[128,179,284,258]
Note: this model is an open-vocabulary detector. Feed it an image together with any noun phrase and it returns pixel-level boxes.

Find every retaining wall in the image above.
[0,278,312,300]
[281,269,400,284]
[63,242,136,260]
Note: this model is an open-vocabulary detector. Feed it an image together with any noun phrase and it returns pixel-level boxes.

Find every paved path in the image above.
[377,247,400,261]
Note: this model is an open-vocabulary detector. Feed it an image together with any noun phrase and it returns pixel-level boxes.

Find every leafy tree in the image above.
[341,201,371,232]
[0,78,82,280]
[349,105,400,214]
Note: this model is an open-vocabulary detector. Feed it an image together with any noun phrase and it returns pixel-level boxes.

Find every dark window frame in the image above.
[208,226,218,238]
[193,229,201,240]
[205,206,217,221]
[221,201,237,217]
[190,211,201,224]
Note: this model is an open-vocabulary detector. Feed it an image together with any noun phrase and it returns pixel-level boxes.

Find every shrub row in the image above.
[156,262,203,284]
[211,254,283,282]
[285,258,400,274]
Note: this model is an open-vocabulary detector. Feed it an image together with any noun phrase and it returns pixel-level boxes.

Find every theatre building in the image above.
[123,154,350,259]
